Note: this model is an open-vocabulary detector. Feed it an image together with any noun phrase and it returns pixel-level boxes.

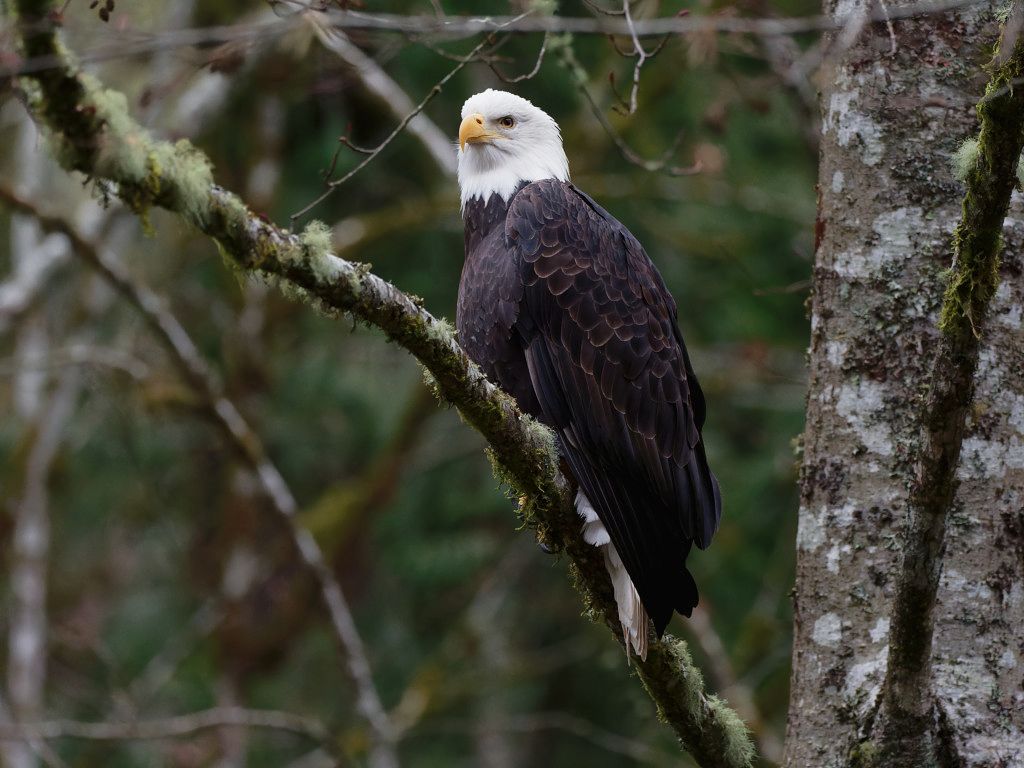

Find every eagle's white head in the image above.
[456,89,570,209]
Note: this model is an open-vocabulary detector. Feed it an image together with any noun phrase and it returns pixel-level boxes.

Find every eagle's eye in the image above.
[497,115,515,129]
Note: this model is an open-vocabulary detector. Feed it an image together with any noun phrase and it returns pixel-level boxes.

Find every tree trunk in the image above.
[786,4,1024,766]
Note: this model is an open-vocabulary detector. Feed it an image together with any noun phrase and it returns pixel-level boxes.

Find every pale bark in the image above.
[786,3,1024,766]
[2,109,62,768]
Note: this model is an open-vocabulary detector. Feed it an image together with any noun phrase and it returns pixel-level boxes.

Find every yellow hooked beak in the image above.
[459,113,496,150]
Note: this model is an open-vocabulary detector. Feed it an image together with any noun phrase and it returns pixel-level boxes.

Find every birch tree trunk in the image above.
[786,3,1024,766]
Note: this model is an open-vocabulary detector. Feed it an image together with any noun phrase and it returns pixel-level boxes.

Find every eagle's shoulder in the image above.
[504,178,613,238]
[504,178,574,255]
[504,180,675,304]
[504,179,700,452]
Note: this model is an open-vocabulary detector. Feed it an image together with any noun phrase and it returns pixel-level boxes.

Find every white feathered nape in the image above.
[576,491,649,661]
[456,89,569,209]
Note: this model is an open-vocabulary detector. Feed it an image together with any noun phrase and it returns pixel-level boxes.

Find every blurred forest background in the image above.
[0,0,818,765]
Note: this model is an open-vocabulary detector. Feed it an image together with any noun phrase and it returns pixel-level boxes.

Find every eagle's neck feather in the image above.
[458,144,569,210]
[462,188,519,254]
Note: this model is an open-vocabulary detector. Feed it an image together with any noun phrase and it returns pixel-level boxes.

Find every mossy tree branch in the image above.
[9,2,754,765]
[868,8,1024,766]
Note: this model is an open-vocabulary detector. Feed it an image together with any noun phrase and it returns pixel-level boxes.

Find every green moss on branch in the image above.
[941,19,1024,337]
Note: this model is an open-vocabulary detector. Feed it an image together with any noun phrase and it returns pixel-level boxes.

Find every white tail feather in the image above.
[576,491,649,661]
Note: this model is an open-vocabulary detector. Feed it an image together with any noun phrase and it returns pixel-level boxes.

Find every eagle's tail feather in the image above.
[577,491,649,661]
[604,544,649,661]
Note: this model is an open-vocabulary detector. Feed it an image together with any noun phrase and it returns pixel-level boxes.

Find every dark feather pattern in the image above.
[457,179,721,635]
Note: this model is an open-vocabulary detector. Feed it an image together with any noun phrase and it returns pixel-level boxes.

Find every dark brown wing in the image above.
[506,179,721,634]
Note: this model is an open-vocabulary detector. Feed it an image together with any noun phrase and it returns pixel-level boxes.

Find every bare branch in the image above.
[686,606,782,764]
[304,10,456,176]
[0,344,151,380]
[0,228,67,334]
[815,0,872,77]
[555,38,700,175]
[0,186,400,768]
[484,33,548,84]
[0,707,329,744]
[580,0,626,17]
[0,0,986,78]
[289,26,503,221]
[876,0,899,55]
[618,0,650,116]
[6,374,80,768]
[2,112,78,768]
[754,35,820,152]
[119,601,222,711]
[0,694,65,768]
[321,1,983,37]
[429,711,674,765]
[9,6,755,764]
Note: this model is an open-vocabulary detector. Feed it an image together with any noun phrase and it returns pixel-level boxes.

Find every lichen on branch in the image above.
[9,2,753,765]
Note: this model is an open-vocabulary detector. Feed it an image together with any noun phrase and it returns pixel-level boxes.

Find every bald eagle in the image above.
[455,89,720,660]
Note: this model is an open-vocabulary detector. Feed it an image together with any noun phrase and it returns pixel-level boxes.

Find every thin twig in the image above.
[426,0,445,19]
[0,707,329,743]
[0,0,986,78]
[557,39,700,175]
[581,0,626,17]
[485,32,548,84]
[404,32,511,64]
[321,1,981,37]
[289,27,505,222]
[292,10,538,221]
[0,694,66,768]
[119,600,223,711]
[814,0,873,77]
[876,0,899,55]
[618,0,648,115]
[0,345,151,379]
[305,10,456,176]
[428,711,672,765]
